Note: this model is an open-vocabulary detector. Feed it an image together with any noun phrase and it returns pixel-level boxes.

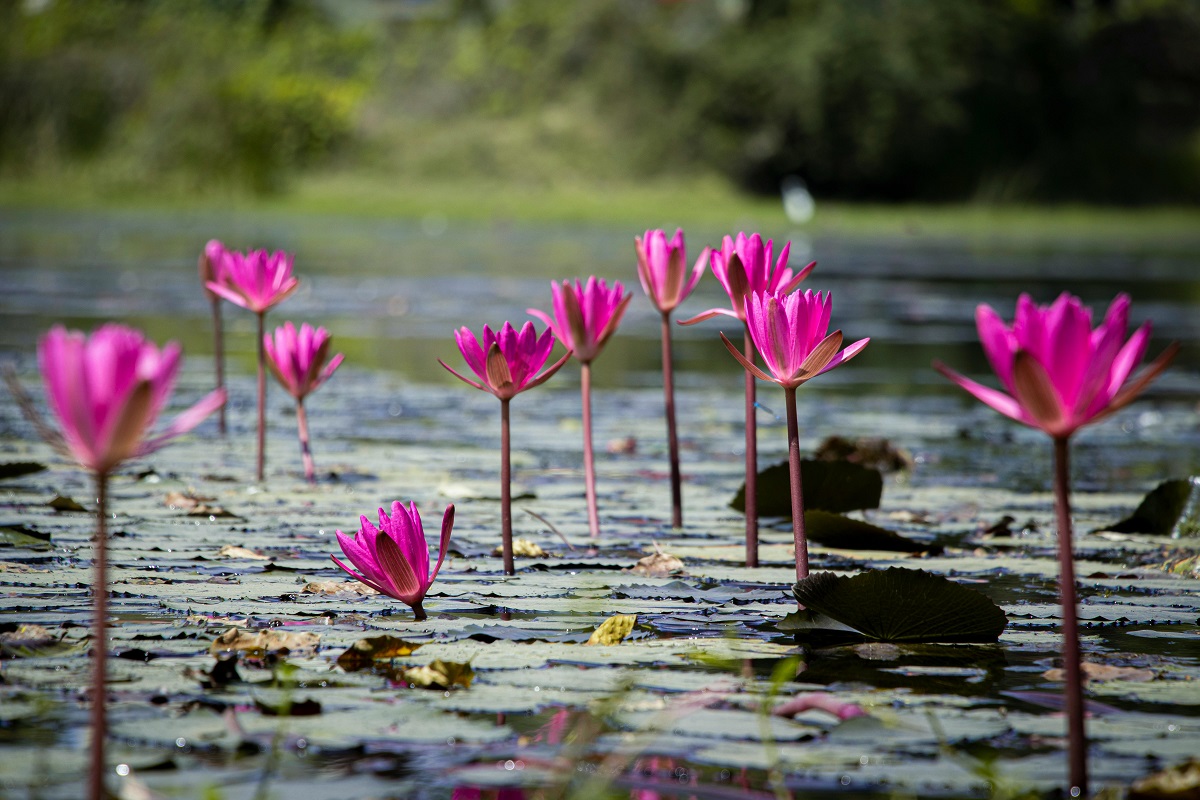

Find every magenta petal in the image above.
[934,362,1029,425]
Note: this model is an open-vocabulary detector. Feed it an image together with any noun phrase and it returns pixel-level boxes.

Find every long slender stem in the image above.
[295,399,314,484]
[661,311,682,529]
[581,362,600,539]
[743,328,759,567]
[256,312,266,483]
[1053,436,1088,797]
[784,387,808,582]
[500,398,514,575]
[211,299,226,436]
[89,472,110,800]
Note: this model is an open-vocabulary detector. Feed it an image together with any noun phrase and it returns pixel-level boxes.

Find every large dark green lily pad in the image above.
[804,510,933,554]
[780,568,1008,644]
[0,462,46,481]
[1099,478,1200,536]
[731,459,883,517]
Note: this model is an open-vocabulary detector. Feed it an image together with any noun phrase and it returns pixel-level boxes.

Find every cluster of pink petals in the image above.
[263,321,344,400]
[199,240,227,302]
[205,248,299,314]
[332,501,454,614]
[37,324,226,474]
[528,277,631,364]
[722,290,869,389]
[935,292,1179,439]
[681,232,815,325]
[634,228,709,314]
[439,321,570,401]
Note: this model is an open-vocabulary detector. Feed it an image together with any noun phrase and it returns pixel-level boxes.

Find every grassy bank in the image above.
[3,169,1199,248]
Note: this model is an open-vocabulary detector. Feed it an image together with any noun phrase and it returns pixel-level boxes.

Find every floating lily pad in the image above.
[1099,478,1200,536]
[586,614,638,646]
[47,494,88,513]
[780,568,1008,644]
[0,524,52,549]
[731,460,883,517]
[804,510,932,553]
[0,462,46,480]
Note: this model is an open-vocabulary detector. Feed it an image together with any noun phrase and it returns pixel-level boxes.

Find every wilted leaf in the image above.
[0,624,84,659]
[0,462,46,480]
[814,436,911,472]
[47,494,88,513]
[302,580,378,596]
[1100,478,1200,536]
[336,635,424,673]
[625,551,686,577]
[804,510,933,553]
[586,614,637,646]
[255,697,322,716]
[492,538,547,558]
[0,524,53,548]
[1130,759,1200,800]
[209,628,319,660]
[782,567,1008,644]
[1159,554,1200,577]
[1043,662,1156,683]
[731,460,883,517]
[216,545,268,560]
[401,659,474,689]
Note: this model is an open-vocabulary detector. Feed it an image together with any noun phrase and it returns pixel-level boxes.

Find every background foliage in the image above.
[3,0,1199,202]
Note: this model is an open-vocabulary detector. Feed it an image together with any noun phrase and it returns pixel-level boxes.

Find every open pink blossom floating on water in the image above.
[331,501,454,621]
[439,321,570,401]
[934,292,1178,439]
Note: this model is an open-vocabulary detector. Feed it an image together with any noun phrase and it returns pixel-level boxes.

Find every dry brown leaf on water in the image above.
[166,490,239,518]
[492,538,547,558]
[625,542,686,577]
[606,436,637,454]
[400,659,474,689]
[1043,661,1156,683]
[216,544,268,560]
[209,627,320,659]
[586,614,637,646]
[1130,759,1200,800]
[302,580,378,596]
[336,635,423,672]
[0,624,56,651]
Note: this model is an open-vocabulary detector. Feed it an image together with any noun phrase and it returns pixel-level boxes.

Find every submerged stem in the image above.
[784,387,808,582]
[211,299,226,436]
[500,398,514,575]
[661,311,683,529]
[89,471,110,800]
[581,362,600,539]
[296,399,314,484]
[743,327,759,567]
[1053,435,1088,797]
[255,311,266,483]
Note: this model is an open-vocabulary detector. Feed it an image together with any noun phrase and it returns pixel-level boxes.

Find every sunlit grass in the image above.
[2,168,1199,249]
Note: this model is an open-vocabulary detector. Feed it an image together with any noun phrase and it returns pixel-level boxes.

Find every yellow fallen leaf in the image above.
[336,635,424,672]
[209,627,320,659]
[586,614,637,646]
[492,538,547,558]
[401,659,474,689]
[1043,661,1155,683]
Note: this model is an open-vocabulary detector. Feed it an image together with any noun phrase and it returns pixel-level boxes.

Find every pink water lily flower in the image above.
[528,277,631,365]
[265,322,344,400]
[721,290,870,389]
[36,324,227,474]
[205,248,299,313]
[635,228,709,314]
[332,501,455,621]
[934,292,1178,439]
[439,321,570,401]
[679,232,814,325]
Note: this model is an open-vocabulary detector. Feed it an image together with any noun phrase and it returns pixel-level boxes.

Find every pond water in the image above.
[0,210,1198,800]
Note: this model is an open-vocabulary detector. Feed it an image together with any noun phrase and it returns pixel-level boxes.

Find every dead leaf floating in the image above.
[491,538,547,558]
[166,490,239,518]
[336,635,423,673]
[216,544,268,560]
[400,659,474,690]
[209,627,320,660]
[1043,661,1156,683]
[1130,759,1200,800]
[302,580,378,596]
[586,614,637,646]
[626,551,686,578]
